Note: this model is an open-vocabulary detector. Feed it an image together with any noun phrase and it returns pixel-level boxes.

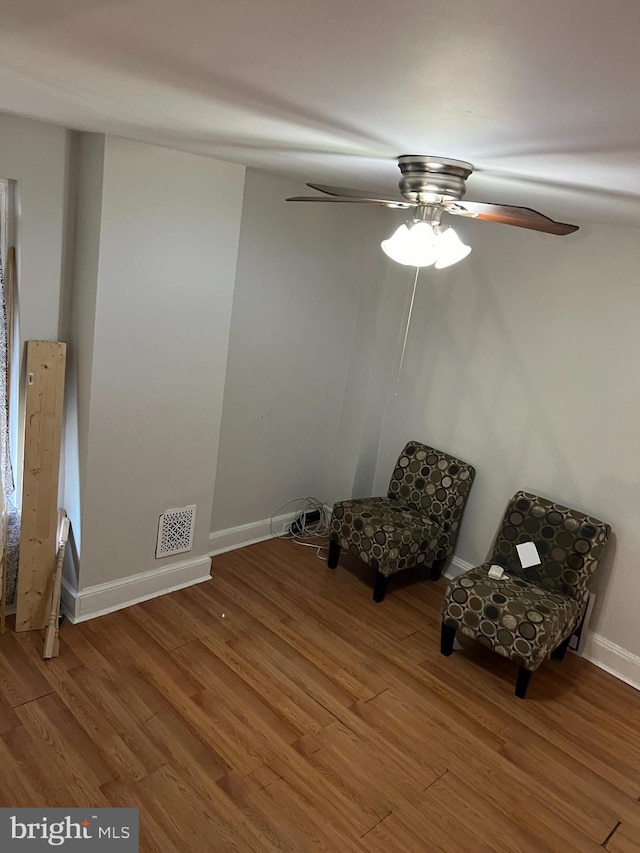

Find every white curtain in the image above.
[0,246,13,496]
[0,230,20,604]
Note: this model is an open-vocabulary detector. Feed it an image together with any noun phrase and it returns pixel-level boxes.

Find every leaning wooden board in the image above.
[16,341,66,632]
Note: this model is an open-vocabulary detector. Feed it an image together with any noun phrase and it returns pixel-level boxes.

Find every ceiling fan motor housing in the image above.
[397,155,473,203]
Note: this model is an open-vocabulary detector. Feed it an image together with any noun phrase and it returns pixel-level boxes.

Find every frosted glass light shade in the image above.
[381,221,438,267]
[434,227,472,268]
[381,221,472,269]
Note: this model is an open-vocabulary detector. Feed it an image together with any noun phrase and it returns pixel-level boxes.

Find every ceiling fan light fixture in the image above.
[381,221,438,267]
[381,220,471,269]
[433,226,472,269]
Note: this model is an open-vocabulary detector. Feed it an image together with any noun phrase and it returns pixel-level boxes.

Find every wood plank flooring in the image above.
[0,537,638,851]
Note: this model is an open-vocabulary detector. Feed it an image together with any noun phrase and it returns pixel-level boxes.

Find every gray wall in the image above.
[63,133,104,556]
[327,210,413,506]
[0,113,69,344]
[0,112,70,504]
[68,135,245,587]
[211,169,390,531]
[369,220,640,659]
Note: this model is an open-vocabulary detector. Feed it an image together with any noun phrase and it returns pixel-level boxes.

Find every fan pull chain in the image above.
[395,266,420,389]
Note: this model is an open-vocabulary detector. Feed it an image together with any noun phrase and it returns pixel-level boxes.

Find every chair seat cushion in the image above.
[441,563,581,671]
[330,497,442,577]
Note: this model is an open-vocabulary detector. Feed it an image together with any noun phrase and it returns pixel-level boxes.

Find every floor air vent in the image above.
[156,505,197,558]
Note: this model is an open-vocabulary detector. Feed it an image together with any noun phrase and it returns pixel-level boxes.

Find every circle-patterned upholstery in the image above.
[442,563,581,670]
[488,491,610,608]
[330,497,442,577]
[441,491,611,671]
[387,442,474,535]
[329,442,475,578]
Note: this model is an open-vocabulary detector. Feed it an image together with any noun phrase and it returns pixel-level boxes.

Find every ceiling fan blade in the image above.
[307,183,408,205]
[445,201,579,235]
[287,195,413,207]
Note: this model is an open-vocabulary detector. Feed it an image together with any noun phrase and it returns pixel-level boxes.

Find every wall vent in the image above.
[156,505,197,558]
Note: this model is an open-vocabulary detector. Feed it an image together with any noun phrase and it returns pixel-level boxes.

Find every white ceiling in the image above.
[1,0,640,227]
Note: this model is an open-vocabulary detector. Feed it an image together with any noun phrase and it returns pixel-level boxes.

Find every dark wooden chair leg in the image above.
[440,623,456,656]
[327,540,341,569]
[373,571,388,603]
[551,634,571,661]
[515,666,532,699]
[429,557,446,581]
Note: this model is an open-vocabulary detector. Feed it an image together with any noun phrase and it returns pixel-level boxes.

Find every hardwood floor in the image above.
[0,537,639,851]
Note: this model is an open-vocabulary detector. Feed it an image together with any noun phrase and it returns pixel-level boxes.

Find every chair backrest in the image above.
[490,491,611,606]
[387,441,475,536]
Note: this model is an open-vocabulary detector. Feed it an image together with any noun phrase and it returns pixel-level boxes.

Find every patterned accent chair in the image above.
[328,441,475,602]
[440,491,611,698]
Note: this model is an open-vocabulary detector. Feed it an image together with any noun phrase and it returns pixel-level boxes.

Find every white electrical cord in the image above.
[397,265,421,381]
[270,497,331,559]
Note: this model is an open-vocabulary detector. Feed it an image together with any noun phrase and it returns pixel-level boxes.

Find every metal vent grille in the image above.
[156,505,197,558]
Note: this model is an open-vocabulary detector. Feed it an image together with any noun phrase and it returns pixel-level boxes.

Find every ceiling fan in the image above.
[287,156,579,269]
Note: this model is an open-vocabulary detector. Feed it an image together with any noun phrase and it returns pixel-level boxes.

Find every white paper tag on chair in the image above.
[516,541,542,568]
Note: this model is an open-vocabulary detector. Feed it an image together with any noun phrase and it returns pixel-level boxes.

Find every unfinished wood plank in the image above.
[16,341,66,631]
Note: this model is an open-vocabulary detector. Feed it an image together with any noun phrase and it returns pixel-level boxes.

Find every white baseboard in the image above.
[60,578,77,622]
[581,632,640,691]
[57,528,637,693]
[208,511,297,557]
[444,555,474,579]
[61,555,212,623]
